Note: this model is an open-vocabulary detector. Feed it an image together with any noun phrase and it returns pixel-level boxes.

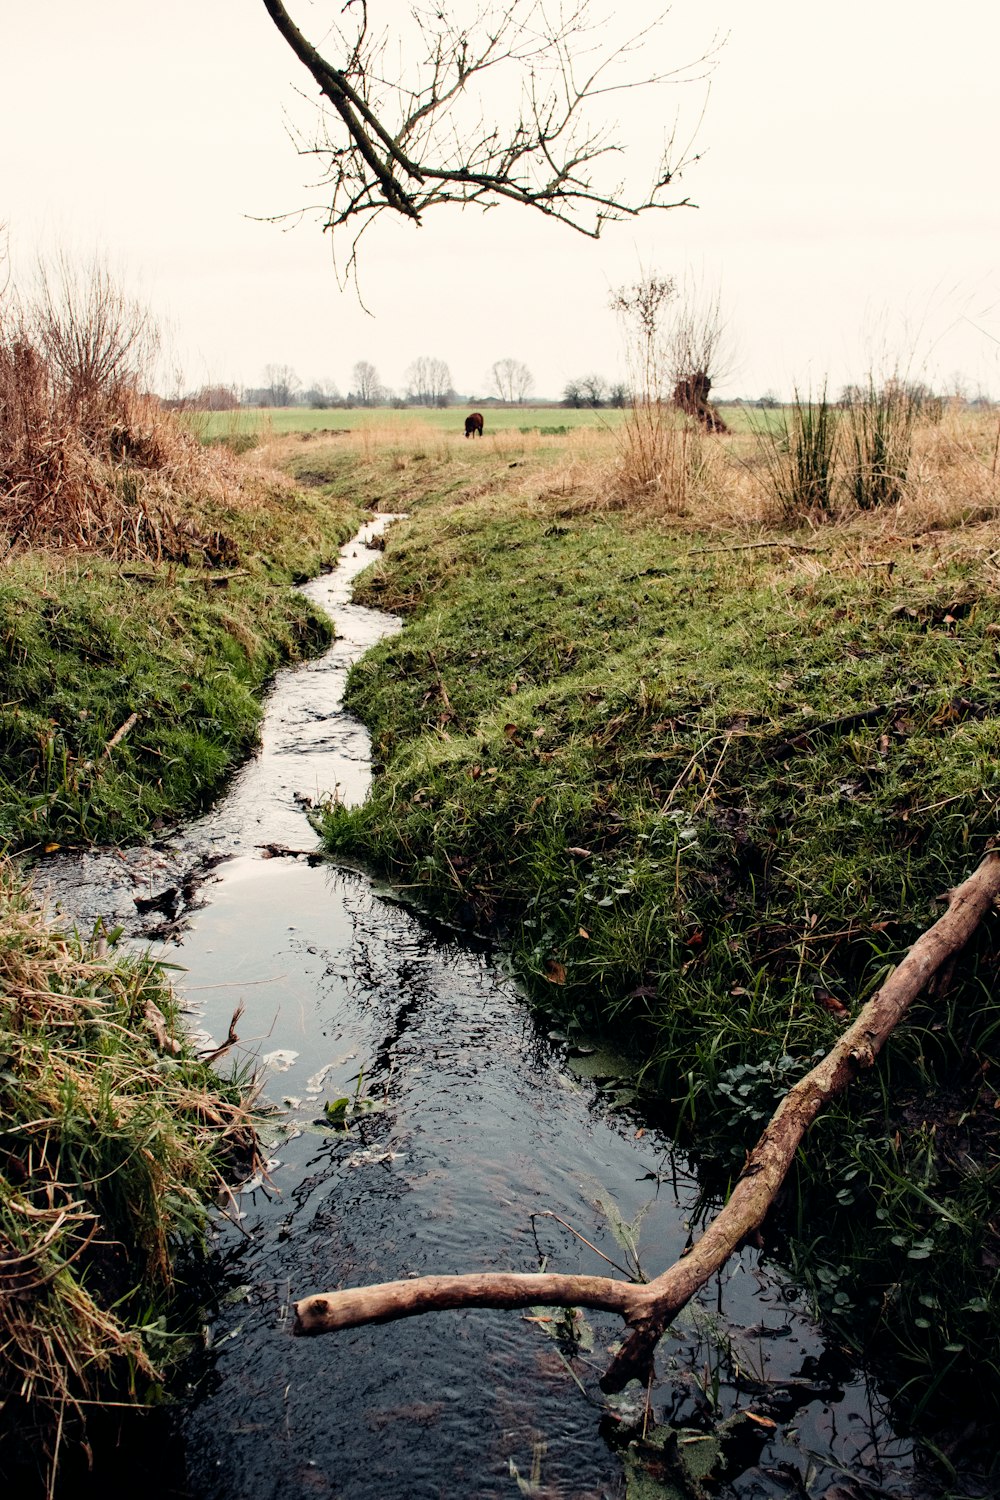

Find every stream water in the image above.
[38,518,930,1499]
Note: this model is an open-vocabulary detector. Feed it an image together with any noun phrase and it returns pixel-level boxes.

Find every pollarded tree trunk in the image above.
[672,370,728,432]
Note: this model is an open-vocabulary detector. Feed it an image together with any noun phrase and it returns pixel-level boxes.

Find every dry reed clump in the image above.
[0,258,270,566]
[545,419,768,531]
[747,384,998,532]
[0,856,260,1484]
[902,403,1000,530]
[604,401,700,514]
[603,272,735,514]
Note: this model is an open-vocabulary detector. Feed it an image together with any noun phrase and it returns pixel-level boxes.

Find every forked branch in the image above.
[294,852,1000,1392]
[261,0,715,262]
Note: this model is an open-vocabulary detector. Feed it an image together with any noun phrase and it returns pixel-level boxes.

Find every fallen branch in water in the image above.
[257,842,326,866]
[293,851,1000,1391]
[199,1003,246,1065]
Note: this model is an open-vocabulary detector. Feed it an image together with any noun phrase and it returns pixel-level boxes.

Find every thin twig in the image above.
[76,712,140,777]
[199,1003,246,1064]
[689,540,824,556]
[769,696,919,760]
[692,731,733,815]
[532,1210,634,1279]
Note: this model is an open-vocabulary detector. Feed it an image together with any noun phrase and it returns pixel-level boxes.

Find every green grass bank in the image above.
[0,475,362,853]
[0,386,360,1481]
[0,858,259,1490]
[318,454,1000,1437]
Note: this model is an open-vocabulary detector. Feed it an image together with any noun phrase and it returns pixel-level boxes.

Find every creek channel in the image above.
[38,516,925,1499]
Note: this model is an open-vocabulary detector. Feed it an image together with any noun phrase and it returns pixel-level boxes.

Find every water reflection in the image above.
[171,860,918,1500]
[36,520,923,1498]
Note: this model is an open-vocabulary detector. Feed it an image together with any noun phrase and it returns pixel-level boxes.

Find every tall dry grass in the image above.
[514,401,998,538]
[608,273,708,513]
[906,401,1000,527]
[0,256,265,564]
[751,388,840,521]
[0,856,260,1489]
[843,378,919,511]
[744,379,998,533]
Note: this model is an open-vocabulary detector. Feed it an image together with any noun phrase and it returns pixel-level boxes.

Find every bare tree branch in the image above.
[490,357,534,403]
[293,853,1000,1394]
[261,0,717,268]
[405,355,452,406]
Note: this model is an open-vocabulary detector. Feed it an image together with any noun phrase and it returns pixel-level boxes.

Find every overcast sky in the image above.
[3,1,998,401]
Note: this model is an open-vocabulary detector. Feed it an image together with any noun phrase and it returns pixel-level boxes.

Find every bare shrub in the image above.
[610,273,704,512]
[188,383,242,412]
[0,256,243,562]
[669,285,730,433]
[31,254,158,434]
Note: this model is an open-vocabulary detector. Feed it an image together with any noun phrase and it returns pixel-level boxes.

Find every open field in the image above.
[189,401,770,442]
[190,403,626,441]
[293,405,1000,1444]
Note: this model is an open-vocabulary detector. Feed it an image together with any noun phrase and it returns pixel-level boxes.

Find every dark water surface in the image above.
[39,519,928,1499]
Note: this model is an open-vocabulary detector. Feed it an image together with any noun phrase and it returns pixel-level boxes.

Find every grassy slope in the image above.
[0,858,259,1489]
[0,478,362,851]
[315,446,1000,1425]
[0,447,362,1482]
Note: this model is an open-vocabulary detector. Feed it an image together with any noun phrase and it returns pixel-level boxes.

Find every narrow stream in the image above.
[39,518,926,1499]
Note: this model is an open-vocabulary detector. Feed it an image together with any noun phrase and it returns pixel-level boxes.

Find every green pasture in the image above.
[317,454,1000,1430]
[188,403,764,442]
[188,405,620,439]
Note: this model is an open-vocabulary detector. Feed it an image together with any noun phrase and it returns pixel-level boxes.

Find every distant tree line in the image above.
[176,353,549,411]
[562,375,629,409]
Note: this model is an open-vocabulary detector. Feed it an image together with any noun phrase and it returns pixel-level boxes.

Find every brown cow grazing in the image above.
[464,411,484,438]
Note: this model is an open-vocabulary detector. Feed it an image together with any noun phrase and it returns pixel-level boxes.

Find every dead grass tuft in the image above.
[0,856,260,1486]
[0,259,300,567]
[904,403,1000,530]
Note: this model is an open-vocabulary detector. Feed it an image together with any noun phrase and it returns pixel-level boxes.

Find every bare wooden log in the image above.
[295,1272,643,1336]
[293,852,1000,1390]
